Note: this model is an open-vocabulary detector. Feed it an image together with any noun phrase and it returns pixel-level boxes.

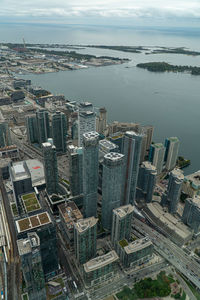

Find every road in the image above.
[133,218,200,289]
[89,261,167,300]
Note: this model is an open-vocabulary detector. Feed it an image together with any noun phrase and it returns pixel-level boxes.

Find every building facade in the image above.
[111,205,134,247]
[82,132,99,218]
[52,111,67,153]
[26,115,38,144]
[83,251,119,287]
[149,143,165,175]
[161,169,184,214]
[0,121,11,148]
[36,109,50,146]
[182,196,200,235]
[138,161,157,203]
[17,232,46,300]
[164,137,180,171]
[78,111,96,147]
[74,217,98,265]
[122,131,143,205]
[69,145,83,197]
[42,142,59,195]
[101,152,124,231]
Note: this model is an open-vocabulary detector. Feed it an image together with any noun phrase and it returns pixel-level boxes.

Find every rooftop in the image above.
[104,152,124,163]
[25,159,45,187]
[141,161,157,172]
[188,196,200,209]
[59,201,83,230]
[83,251,119,273]
[83,131,99,141]
[17,232,40,256]
[74,217,98,233]
[124,237,153,254]
[16,212,51,233]
[113,204,134,219]
[153,143,165,149]
[10,161,30,181]
[99,139,118,151]
[171,169,184,181]
[21,192,41,213]
[184,170,200,189]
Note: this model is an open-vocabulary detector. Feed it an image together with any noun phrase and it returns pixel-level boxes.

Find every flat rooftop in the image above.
[59,201,83,230]
[124,238,153,254]
[74,217,98,233]
[113,204,134,219]
[17,232,40,256]
[25,159,45,187]
[83,251,119,273]
[21,192,41,213]
[184,170,200,189]
[10,161,30,181]
[16,212,51,234]
[99,139,118,151]
[142,161,157,172]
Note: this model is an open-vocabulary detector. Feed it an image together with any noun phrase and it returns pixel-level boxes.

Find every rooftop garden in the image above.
[22,192,40,213]
[119,239,129,248]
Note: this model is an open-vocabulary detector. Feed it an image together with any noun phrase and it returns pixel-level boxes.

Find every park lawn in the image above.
[116,286,138,300]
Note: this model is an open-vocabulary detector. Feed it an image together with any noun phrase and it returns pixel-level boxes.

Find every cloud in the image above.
[1,0,200,21]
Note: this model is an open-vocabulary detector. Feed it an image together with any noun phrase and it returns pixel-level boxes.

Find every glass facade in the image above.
[52,111,67,153]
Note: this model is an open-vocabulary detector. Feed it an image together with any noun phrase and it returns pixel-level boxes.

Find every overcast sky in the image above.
[1,0,200,26]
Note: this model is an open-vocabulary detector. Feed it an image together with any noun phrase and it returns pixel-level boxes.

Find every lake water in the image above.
[7,23,199,175]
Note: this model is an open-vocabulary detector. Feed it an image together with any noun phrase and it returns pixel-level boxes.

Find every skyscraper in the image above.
[0,121,11,148]
[149,143,165,175]
[74,217,98,265]
[26,115,38,144]
[101,152,124,230]
[161,169,184,214]
[111,205,134,247]
[182,196,200,235]
[42,142,59,195]
[97,107,107,134]
[17,232,46,300]
[83,132,99,218]
[138,161,157,203]
[69,145,83,196]
[36,109,50,146]
[122,131,143,205]
[78,111,96,146]
[164,137,180,171]
[52,111,67,153]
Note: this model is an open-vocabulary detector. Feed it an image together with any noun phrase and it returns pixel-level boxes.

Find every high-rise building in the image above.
[74,217,98,265]
[138,161,157,203]
[102,152,124,230]
[26,115,38,144]
[122,131,143,205]
[161,169,184,214]
[69,145,83,197]
[111,205,134,247]
[149,143,165,175]
[97,107,107,134]
[142,125,154,151]
[36,109,50,146]
[78,111,96,146]
[17,232,46,300]
[82,132,99,218]
[182,196,200,235]
[140,134,148,163]
[52,111,67,153]
[0,121,11,148]
[42,142,59,195]
[164,137,180,171]
[10,161,33,205]
[16,212,58,279]
[79,101,93,112]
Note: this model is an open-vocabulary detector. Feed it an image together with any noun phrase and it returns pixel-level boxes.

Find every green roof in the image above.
[21,192,41,213]
[119,239,129,248]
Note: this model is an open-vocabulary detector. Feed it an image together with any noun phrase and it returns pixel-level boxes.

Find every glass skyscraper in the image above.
[36,109,50,146]
[122,131,143,205]
[52,111,67,153]
[42,142,59,195]
[82,132,99,218]
[101,152,124,230]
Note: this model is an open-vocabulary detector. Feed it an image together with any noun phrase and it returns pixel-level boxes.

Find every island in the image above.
[86,45,148,53]
[149,47,200,56]
[136,62,200,75]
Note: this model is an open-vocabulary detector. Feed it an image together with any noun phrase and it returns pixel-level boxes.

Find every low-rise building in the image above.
[83,251,119,287]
